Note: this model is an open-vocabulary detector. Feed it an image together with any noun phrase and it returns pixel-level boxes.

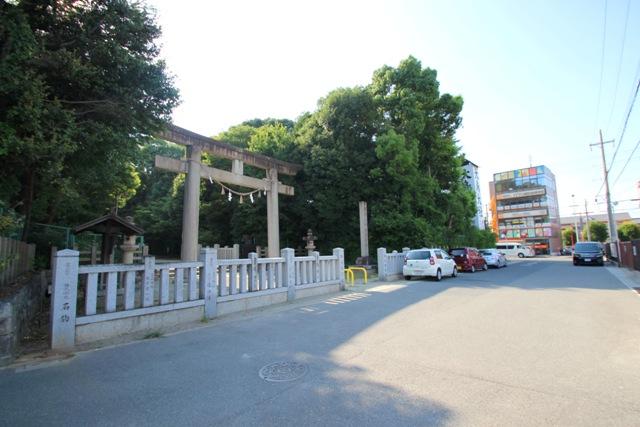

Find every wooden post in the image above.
[50,249,79,350]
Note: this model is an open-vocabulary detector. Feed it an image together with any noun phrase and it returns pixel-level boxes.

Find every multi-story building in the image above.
[462,159,484,229]
[489,165,561,254]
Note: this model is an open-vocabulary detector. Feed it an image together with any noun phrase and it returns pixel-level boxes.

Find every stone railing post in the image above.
[248,252,258,291]
[142,256,156,307]
[377,247,387,281]
[312,251,320,283]
[200,247,217,318]
[233,244,240,259]
[281,248,295,301]
[333,248,345,290]
[50,249,79,350]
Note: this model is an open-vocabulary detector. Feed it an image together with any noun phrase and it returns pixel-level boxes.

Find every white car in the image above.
[479,248,507,268]
[403,248,457,281]
[495,243,535,258]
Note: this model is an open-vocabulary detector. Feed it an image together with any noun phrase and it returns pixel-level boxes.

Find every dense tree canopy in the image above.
[0,0,179,240]
[582,221,609,243]
[562,227,576,246]
[1,7,483,265]
[618,221,640,242]
[128,57,482,260]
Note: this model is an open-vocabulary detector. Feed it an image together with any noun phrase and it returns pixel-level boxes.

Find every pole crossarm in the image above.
[155,124,301,176]
[155,155,295,196]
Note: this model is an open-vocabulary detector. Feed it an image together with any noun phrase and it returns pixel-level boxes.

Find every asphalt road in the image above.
[1,257,639,426]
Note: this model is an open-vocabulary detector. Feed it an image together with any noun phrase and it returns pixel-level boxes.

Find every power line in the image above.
[607,70,640,171]
[605,0,631,132]
[611,137,640,186]
[594,55,640,199]
[593,0,608,132]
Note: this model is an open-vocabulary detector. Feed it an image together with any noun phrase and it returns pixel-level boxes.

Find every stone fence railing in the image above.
[50,247,345,349]
[377,247,410,281]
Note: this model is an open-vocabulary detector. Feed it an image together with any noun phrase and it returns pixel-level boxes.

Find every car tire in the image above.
[518,253,525,258]
[435,269,442,281]
[573,261,578,266]
[482,263,488,271]
[470,265,475,273]
[404,275,411,281]
[451,267,458,278]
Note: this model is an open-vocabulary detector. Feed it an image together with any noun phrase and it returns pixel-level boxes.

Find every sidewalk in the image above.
[606,265,640,295]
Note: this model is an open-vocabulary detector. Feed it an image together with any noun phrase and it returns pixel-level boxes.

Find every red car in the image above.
[450,247,488,273]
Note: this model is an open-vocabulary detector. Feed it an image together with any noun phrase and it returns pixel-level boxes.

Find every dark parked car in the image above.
[572,242,604,266]
[450,247,487,272]
[560,247,573,256]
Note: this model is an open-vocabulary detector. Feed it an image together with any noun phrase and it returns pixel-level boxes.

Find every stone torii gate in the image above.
[154,125,301,261]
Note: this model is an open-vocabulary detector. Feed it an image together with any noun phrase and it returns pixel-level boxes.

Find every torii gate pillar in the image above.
[266,168,279,258]
[182,145,201,261]
[154,124,301,262]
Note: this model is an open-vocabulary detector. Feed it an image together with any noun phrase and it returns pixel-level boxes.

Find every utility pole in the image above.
[583,199,591,241]
[590,130,617,248]
[571,194,580,243]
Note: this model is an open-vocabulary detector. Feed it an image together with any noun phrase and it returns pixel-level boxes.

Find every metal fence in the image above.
[618,240,640,272]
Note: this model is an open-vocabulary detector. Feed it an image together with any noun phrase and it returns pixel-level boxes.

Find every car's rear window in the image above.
[479,250,493,255]
[406,250,431,260]
[450,249,465,256]
[575,243,601,252]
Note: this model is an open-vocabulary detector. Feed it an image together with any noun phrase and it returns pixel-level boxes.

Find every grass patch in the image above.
[143,330,163,339]
[200,316,209,323]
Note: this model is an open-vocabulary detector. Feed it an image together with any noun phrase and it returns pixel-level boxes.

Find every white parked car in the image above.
[495,243,535,258]
[403,248,457,281]
[479,249,507,268]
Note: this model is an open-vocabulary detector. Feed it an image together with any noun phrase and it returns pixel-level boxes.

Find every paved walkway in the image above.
[1,257,639,426]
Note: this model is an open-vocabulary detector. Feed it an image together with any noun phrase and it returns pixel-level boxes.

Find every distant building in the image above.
[462,159,484,229]
[489,165,561,254]
[560,212,640,240]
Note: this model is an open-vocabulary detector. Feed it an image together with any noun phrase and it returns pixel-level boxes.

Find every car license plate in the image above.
[584,258,591,262]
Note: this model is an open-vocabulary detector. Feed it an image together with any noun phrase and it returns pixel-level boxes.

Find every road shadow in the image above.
[0,256,627,426]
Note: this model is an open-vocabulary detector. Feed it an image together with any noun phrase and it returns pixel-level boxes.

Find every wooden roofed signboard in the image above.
[154,124,302,260]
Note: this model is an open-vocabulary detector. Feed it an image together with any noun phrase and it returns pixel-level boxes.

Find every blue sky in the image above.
[148,0,640,220]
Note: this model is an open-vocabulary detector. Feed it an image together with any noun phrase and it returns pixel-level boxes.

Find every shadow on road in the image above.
[0,256,627,425]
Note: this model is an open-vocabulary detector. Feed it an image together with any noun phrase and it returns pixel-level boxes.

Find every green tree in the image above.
[0,0,179,240]
[618,221,640,241]
[562,227,576,246]
[582,221,608,242]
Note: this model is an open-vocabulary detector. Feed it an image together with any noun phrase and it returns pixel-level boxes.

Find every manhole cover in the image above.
[259,361,308,382]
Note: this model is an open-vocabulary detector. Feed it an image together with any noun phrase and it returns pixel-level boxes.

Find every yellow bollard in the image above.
[347,267,368,284]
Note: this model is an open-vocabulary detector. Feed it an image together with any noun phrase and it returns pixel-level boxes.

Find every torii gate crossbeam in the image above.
[154,124,301,260]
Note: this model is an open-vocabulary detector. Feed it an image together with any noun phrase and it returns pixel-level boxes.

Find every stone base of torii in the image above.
[154,125,301,260]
